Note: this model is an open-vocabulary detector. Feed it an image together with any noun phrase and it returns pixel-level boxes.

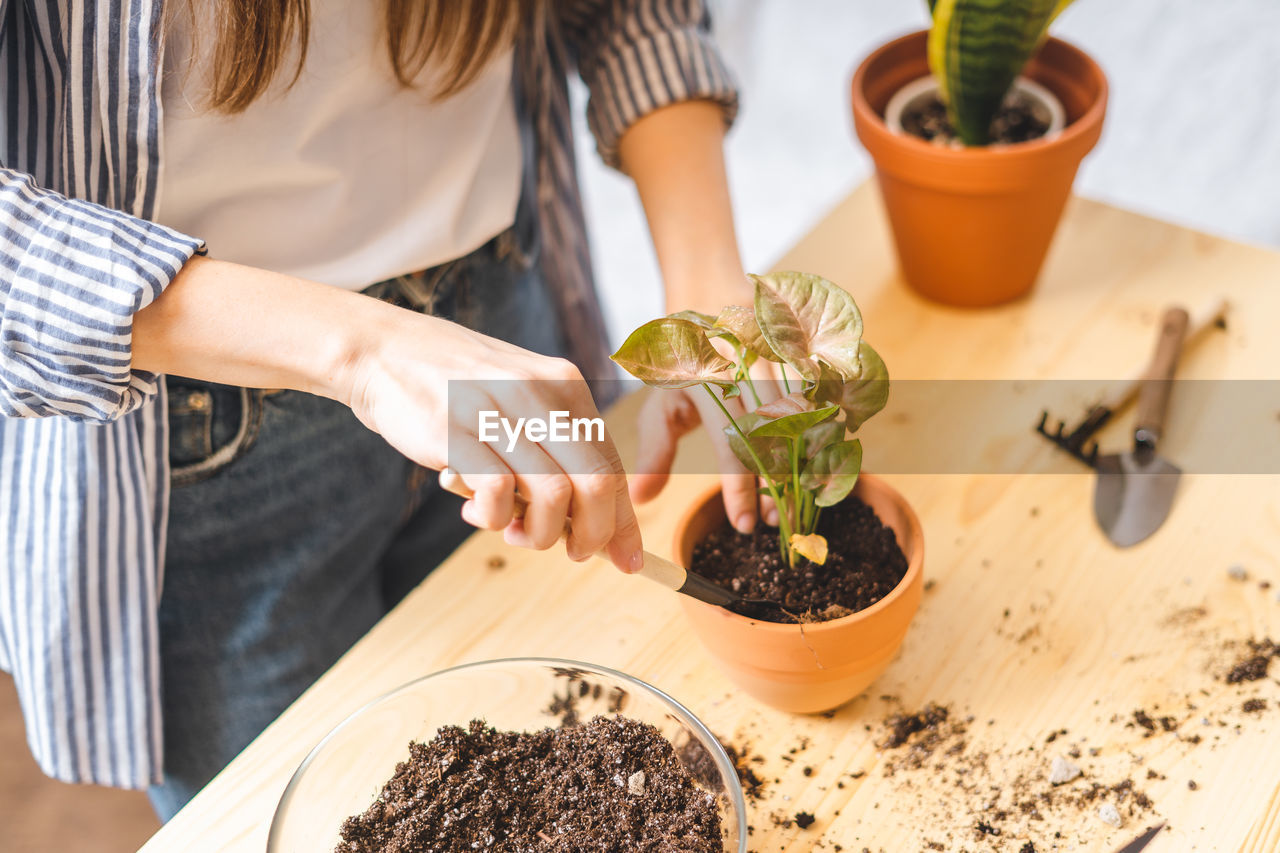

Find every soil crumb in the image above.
[880,703,950,751]
[337,717,722,853]
[1226,638,1279,684]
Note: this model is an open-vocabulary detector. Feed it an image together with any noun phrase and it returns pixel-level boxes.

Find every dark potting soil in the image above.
[901,88,1052,145]
[690,495,908,623]
[336,717,723,853]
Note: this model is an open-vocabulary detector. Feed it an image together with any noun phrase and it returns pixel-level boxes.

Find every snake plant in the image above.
[927,0,1077,145]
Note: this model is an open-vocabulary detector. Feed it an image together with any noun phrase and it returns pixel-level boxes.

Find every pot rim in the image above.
[851,29,1108,162]
[673,473,924,635]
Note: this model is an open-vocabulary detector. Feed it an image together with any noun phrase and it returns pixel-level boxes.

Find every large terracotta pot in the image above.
[674,475,924,714]
[851,31,1108,307]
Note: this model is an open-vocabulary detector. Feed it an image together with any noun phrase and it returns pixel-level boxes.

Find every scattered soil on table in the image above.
[880,702,950,750]
[1130,709,1178,737]
[875,701,1158,849]
[900,89,1052,146]
[670,579,1280,850]
[720,741,769,804]
[1225,638,1279,683]
[690,496,908,622]
[336,716,722,853]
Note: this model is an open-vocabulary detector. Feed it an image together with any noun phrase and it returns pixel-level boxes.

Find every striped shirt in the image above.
[0,0,736,789]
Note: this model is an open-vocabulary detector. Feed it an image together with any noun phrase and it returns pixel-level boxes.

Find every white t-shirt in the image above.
[158,1,521,290]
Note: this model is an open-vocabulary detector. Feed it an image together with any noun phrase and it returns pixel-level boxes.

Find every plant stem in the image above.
[780,364,792,395]
[741,357,763,407]
[701,384,793,548]
[789,437,801,536]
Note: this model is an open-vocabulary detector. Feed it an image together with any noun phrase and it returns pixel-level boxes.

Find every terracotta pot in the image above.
[851,31,1108,307]
[674,475,924,714]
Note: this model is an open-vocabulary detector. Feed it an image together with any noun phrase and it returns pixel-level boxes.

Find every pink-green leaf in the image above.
[751,272,864,382]
[800,439,863,507]
[801,420,846,460]
[814,342,890,431]
[724,412,791,479]
[754,392,816,420]
[714,305,783,363]
[611,318,735,391]
[747,393,838,441]
[749,402,839,440]
[667,309,718,329]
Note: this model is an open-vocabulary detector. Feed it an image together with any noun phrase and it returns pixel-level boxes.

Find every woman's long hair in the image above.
[193,0,539,113]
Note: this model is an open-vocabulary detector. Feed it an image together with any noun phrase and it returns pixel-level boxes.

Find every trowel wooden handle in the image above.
[1095,298,1226,415]
[1134,306,1190,443]
[438,468,727,603]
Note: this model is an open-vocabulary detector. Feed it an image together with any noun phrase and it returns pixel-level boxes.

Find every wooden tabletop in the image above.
[140,184,1280,853]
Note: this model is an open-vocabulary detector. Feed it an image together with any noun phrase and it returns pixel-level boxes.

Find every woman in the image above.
[0,0,769,819]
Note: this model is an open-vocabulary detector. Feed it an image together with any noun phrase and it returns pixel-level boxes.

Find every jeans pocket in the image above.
[168,381,266,487]
[168,386,214,466]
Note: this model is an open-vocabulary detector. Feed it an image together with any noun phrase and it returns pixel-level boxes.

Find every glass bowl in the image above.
[268,658,747,852]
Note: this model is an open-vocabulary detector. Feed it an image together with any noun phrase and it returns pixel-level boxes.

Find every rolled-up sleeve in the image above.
[0,168,204,422]
[560,0,740,169]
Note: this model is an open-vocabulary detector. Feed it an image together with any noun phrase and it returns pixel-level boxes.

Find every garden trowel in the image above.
[1093,307,1189,548]
[438,468,795,621]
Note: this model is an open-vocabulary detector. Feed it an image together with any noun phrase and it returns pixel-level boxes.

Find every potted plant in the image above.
[612,272,924,713]
[851,0,1108,307]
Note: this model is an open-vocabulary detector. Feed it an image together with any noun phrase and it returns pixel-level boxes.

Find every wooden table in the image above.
[141,184,1280,852]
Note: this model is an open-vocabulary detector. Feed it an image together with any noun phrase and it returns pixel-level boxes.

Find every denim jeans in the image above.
[147,220,564,819]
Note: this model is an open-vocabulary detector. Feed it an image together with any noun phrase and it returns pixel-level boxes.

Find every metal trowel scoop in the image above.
[438,468,795,622]
[1094,307,1189,548]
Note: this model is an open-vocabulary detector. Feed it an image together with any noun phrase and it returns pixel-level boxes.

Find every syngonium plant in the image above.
[611,272,889,569]
[927,0,1077,146]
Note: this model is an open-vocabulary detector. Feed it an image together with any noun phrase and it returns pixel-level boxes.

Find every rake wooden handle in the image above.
[437,467,700,597]
[1133,306,1190,445]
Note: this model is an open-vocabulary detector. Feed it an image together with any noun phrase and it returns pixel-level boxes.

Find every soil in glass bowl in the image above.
[336,715,723,852]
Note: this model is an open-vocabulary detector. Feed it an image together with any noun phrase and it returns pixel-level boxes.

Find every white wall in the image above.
[572,1,1280,347]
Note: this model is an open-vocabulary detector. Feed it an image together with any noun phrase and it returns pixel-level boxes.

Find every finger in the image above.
[550,374,644,573]
[760,486,780,527]
[477,372,619,558]
[690,387,759,534]
[600,440,646,574]
[522,376,626,560]
[445,442,516,531]
[562,457,620,561]
[466,386,574,551]
[629,389,703,505]
[504,459,573,552]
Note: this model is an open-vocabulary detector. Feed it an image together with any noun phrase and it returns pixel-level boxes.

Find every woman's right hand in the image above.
[338,306,645,574]
[134,257,640,570]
